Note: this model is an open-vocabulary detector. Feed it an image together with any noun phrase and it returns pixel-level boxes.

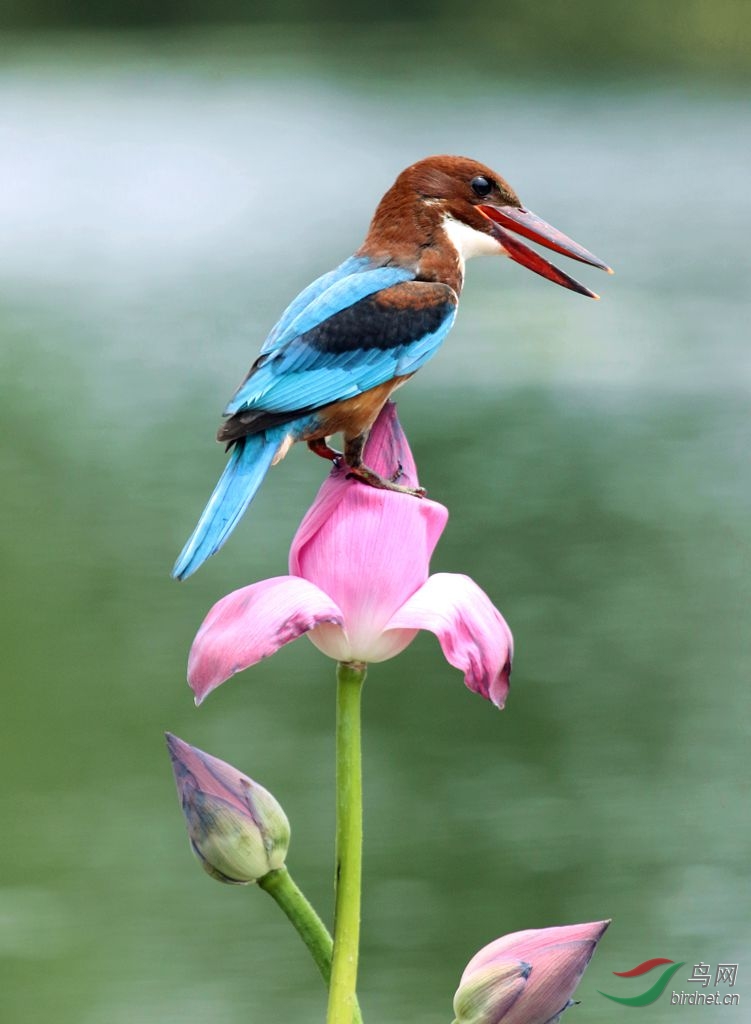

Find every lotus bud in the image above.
[166,733,290,884]
[454,921,610,1024]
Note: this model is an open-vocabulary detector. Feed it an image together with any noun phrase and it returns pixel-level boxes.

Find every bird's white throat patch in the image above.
[442,215,504,266]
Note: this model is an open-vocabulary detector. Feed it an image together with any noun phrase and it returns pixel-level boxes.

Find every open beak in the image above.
[478,204,613,299]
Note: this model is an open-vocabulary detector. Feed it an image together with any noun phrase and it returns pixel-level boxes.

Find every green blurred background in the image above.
[1,2,749,1021]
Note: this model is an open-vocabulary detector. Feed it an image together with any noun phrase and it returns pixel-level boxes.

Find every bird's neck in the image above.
[357,196,473,295]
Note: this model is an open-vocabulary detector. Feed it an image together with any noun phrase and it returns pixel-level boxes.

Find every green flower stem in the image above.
[259,866,363,1024]
[327,660,366,1024]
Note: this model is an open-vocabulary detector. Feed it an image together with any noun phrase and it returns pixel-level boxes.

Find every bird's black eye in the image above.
[471,175,493,198]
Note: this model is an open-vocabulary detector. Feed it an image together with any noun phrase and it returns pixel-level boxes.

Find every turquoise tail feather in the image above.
[172,429,286,580]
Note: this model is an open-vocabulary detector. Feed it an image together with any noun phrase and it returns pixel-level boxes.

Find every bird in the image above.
[173,154,611,580]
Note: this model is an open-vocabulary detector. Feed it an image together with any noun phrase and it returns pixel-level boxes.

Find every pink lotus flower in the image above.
[453,921,610,1024]
[188,403,513,706]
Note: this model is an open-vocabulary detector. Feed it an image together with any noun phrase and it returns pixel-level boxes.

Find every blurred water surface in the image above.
[0,35,749,1024]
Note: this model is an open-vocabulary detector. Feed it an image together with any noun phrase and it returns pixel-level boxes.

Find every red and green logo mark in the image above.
[599,958,686,1006]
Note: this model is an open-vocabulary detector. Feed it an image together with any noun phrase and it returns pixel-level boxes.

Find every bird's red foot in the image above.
[308,438,344,468]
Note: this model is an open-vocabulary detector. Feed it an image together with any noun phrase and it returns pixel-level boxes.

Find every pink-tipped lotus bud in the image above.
[452,958,531,1024]
[454,921,610,1024]
[166,733,290,884]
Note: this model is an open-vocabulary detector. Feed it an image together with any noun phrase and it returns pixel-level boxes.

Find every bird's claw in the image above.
[345,464,426,498]
[389,460,426,496]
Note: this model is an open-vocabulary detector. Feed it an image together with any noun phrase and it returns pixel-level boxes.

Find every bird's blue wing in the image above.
[225,279,458,418]
[269,264,416,353]
[259,255,372,355]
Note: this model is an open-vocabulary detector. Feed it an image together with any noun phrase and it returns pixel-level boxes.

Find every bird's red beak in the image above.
[477,204,613,299]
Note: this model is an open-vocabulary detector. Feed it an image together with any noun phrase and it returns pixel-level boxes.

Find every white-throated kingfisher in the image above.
[173,155,611,580]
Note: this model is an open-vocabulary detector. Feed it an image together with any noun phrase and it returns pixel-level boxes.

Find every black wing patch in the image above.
[300,283,456,354]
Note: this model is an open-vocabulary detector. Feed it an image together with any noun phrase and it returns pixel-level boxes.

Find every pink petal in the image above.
[453,959,530,1024]
[290,405,448,661]
[464,923,610,975]
[188,576,344,703]
[166,733,252,817]
[383,573,513,707]
[362,401,419,485]
[502,942,600,1024]
[294,487,447,660]
[165,733,274,820]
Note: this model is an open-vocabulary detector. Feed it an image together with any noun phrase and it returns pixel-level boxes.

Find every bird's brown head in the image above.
[363,155,612,298]
[399,155,523,224]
